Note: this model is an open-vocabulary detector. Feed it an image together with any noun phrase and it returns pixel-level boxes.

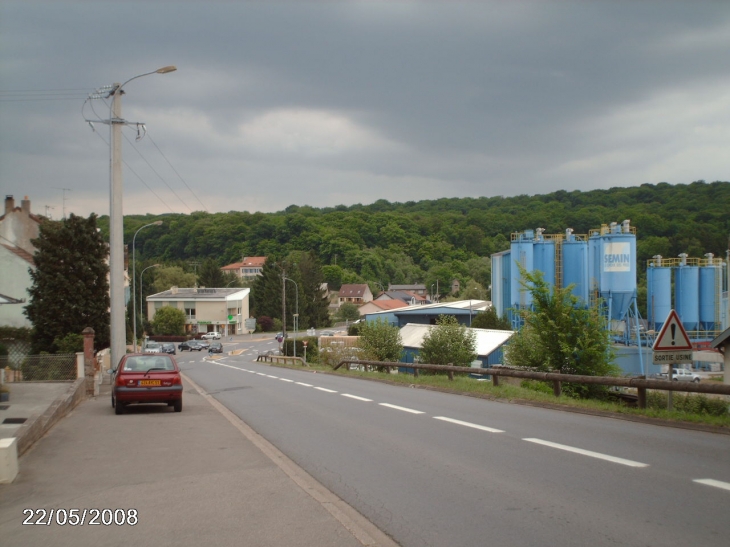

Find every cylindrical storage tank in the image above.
[675,262,699,331]
[646,265,671,331]
[533,240,556,287]
[588,231,602,300]
[562,239,589,303]
[510,231,534,310]
[598,224,637,320]
[699,264,719,331]
[490,250,511,319]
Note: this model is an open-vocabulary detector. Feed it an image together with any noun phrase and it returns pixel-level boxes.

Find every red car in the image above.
[111,353,183,414]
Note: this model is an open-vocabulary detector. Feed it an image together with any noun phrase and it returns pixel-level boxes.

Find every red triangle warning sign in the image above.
[652,310,693,351]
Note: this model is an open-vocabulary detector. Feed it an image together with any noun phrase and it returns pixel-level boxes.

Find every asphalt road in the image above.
[177,338,730,547]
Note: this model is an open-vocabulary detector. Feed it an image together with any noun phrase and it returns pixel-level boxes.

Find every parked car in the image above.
[178,340,203,352]
[201,331,221,340]
[208,342,223,354]
[110,353,183,414]
[196,339,211,350]
[161,343,176,355]
[143,341,162,353]
[652,369,701,382]
[320,330,335,336]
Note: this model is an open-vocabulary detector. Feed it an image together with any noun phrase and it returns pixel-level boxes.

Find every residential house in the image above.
[221,257,267,279]
[0,195,42,327]
[147,287,250,336]
[338,284,373,307]
[358,299,409,317]
[388,284,427,296]
[375,290,429,306]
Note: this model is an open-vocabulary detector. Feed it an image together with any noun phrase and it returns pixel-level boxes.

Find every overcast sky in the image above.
[1,1,729,219]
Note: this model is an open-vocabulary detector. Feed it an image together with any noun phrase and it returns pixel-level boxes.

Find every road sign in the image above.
[652,310,693,351]
[652,351,693,365]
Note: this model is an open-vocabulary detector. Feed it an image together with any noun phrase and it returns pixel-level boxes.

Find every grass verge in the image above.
[271,362,730,430]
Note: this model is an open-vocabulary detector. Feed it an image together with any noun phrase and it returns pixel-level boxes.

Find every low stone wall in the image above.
[14,378,87,456]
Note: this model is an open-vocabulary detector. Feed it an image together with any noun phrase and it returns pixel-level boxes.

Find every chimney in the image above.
[21,195,31,215]
[171,286,178,295]
[5,195,14,215]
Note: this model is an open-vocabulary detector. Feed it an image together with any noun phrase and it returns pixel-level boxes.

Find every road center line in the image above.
[266,375,279,379]
[256,373,267,376]
[379,403,424,414]
[523,438,649,468]
[279,378,294,383]
[433,416,504,433]
[296,382,313,387]
[693,479,730,492]
[342,394,372,402]
[314,387,338,393]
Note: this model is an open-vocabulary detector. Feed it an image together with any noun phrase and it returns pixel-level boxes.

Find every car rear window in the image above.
[123,356,176,372]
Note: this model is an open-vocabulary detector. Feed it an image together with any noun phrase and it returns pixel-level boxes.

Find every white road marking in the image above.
[266,375,279,379]
[693,479,730,492]
[314,387,337,393]
[280,378,294,383]
[523,438,649,468]
[256,373,267,376]
[433,416,504,433]
[379,403,424,415]
[342,394,372,402]
[296,382,313,387]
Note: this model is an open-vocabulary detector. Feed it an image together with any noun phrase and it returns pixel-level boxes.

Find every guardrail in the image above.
[257,354,307,366]
[333,360,730,409]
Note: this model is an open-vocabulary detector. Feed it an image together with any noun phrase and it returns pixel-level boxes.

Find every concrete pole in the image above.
[83,327,96,396]
[109,85,125,371]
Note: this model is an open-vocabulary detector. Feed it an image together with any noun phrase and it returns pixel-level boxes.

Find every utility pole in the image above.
[53,187,71,219]
[282,268,287,342]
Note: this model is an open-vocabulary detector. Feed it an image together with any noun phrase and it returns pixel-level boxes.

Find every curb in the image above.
[14,378,87,456]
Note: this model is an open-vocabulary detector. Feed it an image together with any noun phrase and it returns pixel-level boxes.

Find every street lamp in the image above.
[283,277,299,358]
[132,221,163,351]
[139,263,161,344]
[89,65,176,369]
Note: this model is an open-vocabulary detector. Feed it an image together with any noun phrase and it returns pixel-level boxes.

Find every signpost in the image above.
[652,309,693,410]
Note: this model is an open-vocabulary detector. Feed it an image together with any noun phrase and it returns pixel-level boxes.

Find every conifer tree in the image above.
[25,214,110,353]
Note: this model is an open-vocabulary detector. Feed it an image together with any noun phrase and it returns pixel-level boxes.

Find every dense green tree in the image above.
[197,257,226,288]
[251,258,284,322]
[504,268,618,398]
[151,306,186,335]
[471,307,512,330]
[296,252,330,328]
[419,315,477,367]
[359,318,403,362]
[25,214,110,353]
[152,266,197,293]
[336,303,361,323]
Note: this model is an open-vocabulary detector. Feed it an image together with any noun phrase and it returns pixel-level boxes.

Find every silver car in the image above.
[143,341,162,354]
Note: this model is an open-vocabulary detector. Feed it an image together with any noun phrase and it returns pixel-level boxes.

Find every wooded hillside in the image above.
[106,180,729,299]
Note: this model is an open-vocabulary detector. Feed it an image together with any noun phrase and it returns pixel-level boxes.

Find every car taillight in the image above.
[116,375,126,386]
[172,375,181,385]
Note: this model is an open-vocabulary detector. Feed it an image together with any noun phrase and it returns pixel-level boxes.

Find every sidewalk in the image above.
[0,379,398,547]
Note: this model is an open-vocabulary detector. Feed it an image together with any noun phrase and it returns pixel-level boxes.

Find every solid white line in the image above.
[379,403,424,415]
[433,416,504,433]
[314,387,337,393]
[523,438,649,468]
[693,479,730,492]
[280,378,294,383]
[342,394,372,402]
[296,382,313,387]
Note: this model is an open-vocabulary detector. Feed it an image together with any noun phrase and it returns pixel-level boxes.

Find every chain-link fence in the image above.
[1,339,77,382]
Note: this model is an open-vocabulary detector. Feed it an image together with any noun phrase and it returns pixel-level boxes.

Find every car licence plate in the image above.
[139,380,161,386]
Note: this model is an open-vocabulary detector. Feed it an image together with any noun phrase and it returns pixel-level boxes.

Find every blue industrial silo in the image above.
[646,256,671,331]
[592,220,637,320]
[675,254,699,332]
[510,230,534,310]
[699,254,720,331]
[533,228,556,287]
[561,228,589,303]
[490,250,511,320]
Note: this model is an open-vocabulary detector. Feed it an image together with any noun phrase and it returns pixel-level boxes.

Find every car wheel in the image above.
[672,378,678,381]
[115,401,124,415]
[111,394,115,408]
[693,377,700,383]
[173,399,182,413]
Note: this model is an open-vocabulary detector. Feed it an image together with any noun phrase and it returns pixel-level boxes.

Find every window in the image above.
[184,301,196,319]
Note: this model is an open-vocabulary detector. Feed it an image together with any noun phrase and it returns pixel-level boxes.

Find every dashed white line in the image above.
[433,416,504,433]
[314,387,337,393]
[523,438,649,468]
[379,403,424,415]
[256,373,267,376]
[693,479,730,492]
[279,378,294,382]
[266,375,279,379]
[296,382,313,387]
[342,394,372,402]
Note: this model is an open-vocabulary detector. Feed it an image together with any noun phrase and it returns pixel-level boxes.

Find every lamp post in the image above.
[139,263,160,343]
[132,221,163,351]
[283,277,299,358]
[102,66,176,369]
